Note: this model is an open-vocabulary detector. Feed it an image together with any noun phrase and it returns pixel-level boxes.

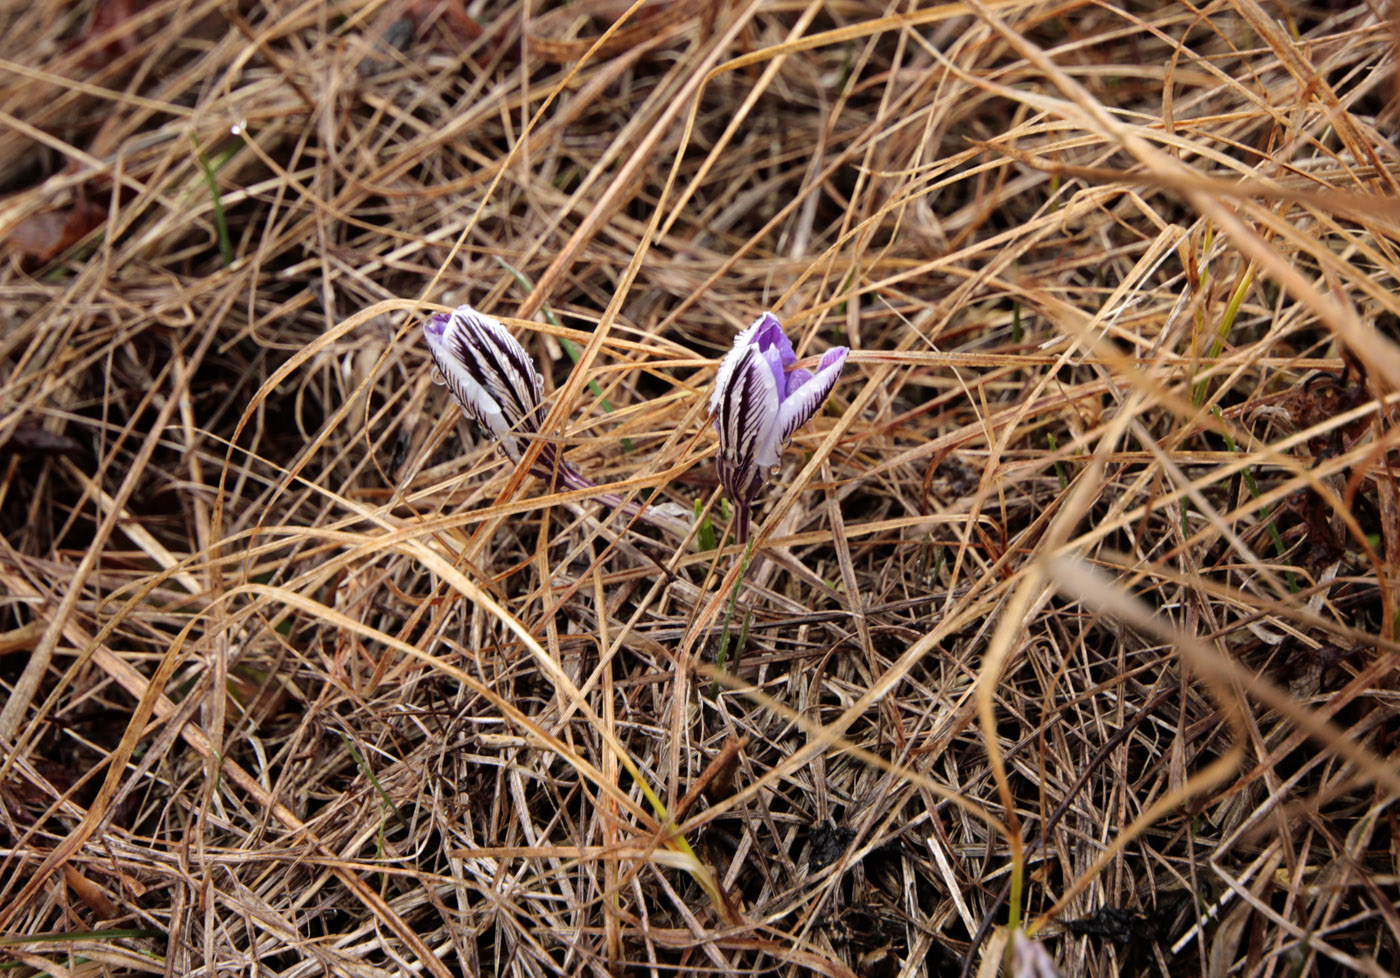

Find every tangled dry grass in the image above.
[3,1,1400,975]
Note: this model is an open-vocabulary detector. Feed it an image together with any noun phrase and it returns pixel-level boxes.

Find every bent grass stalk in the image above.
[494,256,634,452]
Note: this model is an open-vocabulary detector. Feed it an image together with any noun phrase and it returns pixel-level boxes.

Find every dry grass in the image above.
[2,1,1400,976]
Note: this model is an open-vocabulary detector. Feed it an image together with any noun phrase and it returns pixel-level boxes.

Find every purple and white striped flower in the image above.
[423,304,571,482]
[710,312,847,542]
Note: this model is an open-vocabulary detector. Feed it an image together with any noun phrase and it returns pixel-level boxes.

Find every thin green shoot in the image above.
[734,608,753,673]
[712,539,755,697]
[837,41,856,94]
[340,732,411,835]
[695,498,717,551]
[192,135,233,266]
[1193,263,1254,406]
[915,530,931,581]
[834,263,859,318]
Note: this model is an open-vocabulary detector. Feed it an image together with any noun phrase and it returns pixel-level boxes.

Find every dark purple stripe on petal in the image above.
[424,303,558,465]
[450,308,545,436]
[777,347,847,445]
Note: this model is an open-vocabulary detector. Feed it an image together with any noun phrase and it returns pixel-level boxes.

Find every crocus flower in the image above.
[710,312,847,542]
[423,304,571,483]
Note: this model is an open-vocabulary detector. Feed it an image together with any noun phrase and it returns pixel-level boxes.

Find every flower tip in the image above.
[750,311,792,357]
[423,311,451,338]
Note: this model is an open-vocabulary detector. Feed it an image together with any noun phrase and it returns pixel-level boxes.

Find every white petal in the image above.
[709,312,781,417]
[453,307,545,430]
[776,347,847,447]
[714,344,781,498]
[426,332,510,445]
[425,305,545,462]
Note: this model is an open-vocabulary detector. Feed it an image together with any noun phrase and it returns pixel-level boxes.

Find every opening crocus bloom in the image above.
[710,312,847,542]
[423,304,567,477]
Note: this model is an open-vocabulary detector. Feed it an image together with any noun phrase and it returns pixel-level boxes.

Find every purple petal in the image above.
[750,311,782,344]
[751,311,796,369]
[760,343,787,397]
[713,313,797,409]
[785,367,813,393]
[777,347,847,446]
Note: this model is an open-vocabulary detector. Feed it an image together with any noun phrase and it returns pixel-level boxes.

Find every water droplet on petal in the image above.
[430,366,445,386]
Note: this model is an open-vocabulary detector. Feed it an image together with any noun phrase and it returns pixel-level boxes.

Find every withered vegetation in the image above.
[2,2,1400,976]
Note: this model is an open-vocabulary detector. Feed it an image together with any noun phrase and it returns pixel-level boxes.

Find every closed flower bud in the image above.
[423,304,569,481]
